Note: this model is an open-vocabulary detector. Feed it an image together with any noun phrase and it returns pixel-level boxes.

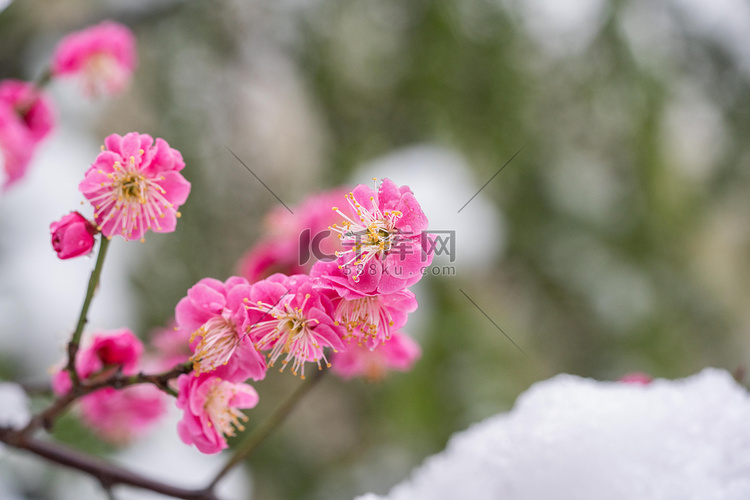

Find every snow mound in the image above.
[356,368,750,500]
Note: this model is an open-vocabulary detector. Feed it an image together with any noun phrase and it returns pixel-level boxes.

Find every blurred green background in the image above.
[3,0,750,499]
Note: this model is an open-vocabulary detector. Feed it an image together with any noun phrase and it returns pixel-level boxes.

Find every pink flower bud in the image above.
[50,211,97,259]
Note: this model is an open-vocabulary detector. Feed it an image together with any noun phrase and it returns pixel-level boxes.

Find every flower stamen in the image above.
[329,186,402,281]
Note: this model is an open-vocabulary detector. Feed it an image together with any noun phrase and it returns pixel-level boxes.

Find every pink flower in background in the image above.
[51,367,73,397]
[79,132,190,241]
[175,277,266,382]
[52,329,143,396]
[79,385,166,445]
[332,331,421,381]
[51,21,137,97]
[238,187,348,282]
[329,178,432,294]
[239,239,305,284]
[246,274,345,378]
[0,80,54,190]
[0,104,33,190]
[312,260,418,347]
[0,79,55,144]
[79,329,143,377]
[619,372,653,385]
[149,319,192,370]
[49,330,165,444]
[50,211,98,259]
[176,373,259,454]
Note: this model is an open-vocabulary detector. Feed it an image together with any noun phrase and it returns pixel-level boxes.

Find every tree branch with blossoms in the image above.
[0,18,432,500]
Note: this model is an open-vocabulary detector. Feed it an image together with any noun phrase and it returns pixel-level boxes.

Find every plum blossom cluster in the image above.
[41,43,427,458]
[168,178,431,453]
[46,174,429,455]
[1,21,136,191]
[6,16,432,499]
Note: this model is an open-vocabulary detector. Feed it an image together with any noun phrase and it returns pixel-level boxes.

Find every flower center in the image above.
[83,53,127,96]
[203,379,248,438]
[246,294,327,379]
[119,173,145,200]
[190,311,239,374]
[334,296,394,344]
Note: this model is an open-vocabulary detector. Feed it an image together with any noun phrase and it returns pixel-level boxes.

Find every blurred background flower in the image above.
[2,0,750,499]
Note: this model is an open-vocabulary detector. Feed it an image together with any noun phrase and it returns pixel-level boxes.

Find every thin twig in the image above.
[209,368,327,488]
[66,236,111,386]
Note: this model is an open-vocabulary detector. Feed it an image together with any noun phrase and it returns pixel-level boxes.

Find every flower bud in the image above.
[50,211,97,259]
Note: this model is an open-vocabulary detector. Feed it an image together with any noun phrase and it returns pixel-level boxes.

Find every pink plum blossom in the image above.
[78,132,190,241]
[0,79,55,143]
[0,104,33,190]
[0,80,55,190]
[176,373,259,454]
[81,329,143,376]
[329,178,432,294]
[51,328,143,396]
[331,331,421,381]
[78,385,166,444]
[50,211,98,259]
[312,260,418,348]
[175,277,266,382]
[51,21,137,98]
[245,274,345,379]
[238,187,348,281]
[239,239,304,284]
[51,367,73,397]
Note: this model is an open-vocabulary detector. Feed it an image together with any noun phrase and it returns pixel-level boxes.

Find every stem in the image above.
[0,429,219,500]
[209,369,327,488]
[66,236,111,386]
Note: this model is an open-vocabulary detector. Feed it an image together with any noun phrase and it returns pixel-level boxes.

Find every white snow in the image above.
[0,383,29,430]
[356,369,750,500]
[0,382,30,459]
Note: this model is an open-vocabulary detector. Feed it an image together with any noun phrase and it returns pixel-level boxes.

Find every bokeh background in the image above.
[2,0,750,499]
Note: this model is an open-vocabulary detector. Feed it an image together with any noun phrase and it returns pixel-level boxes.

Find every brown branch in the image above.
[0,428,219,500]
[1,362,204,499]
[21,362,193,437]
